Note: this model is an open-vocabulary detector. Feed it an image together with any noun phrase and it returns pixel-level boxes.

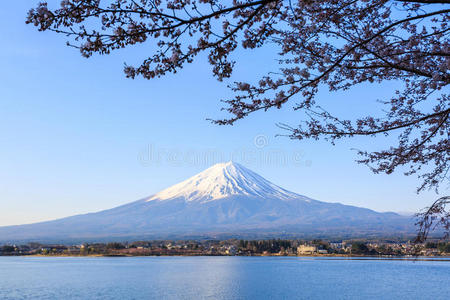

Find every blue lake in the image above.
[0,256,449,299]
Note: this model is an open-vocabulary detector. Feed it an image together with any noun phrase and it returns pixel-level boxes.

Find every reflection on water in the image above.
[0,256,449,299]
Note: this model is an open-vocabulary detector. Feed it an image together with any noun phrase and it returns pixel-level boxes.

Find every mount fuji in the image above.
[0,162,412,243]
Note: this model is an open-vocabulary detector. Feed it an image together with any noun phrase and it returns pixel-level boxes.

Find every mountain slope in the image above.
[0,162,413,243]
[147,161,308,202]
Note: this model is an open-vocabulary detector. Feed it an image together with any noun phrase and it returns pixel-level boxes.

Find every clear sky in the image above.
[0,2,446,226]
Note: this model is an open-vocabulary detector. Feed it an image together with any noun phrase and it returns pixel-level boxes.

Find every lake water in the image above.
[0,256,449,299]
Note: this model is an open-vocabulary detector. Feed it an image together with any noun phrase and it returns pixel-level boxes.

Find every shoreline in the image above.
[3,254,450,261]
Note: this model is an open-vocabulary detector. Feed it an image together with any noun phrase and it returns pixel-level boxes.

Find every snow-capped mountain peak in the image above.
[0,161,411,242]
[147,161,305,203]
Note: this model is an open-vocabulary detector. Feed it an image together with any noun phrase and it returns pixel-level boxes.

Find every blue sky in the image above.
[0,2,445,226]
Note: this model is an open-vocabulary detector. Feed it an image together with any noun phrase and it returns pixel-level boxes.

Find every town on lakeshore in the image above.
[2,239,449,257]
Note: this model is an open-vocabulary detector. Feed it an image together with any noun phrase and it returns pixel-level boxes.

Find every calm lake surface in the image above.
[1,256,449,299]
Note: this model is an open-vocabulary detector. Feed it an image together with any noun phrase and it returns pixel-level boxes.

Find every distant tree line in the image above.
[239,239,292,253]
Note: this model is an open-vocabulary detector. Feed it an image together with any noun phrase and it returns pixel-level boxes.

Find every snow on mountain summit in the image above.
[147,161,306,203]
